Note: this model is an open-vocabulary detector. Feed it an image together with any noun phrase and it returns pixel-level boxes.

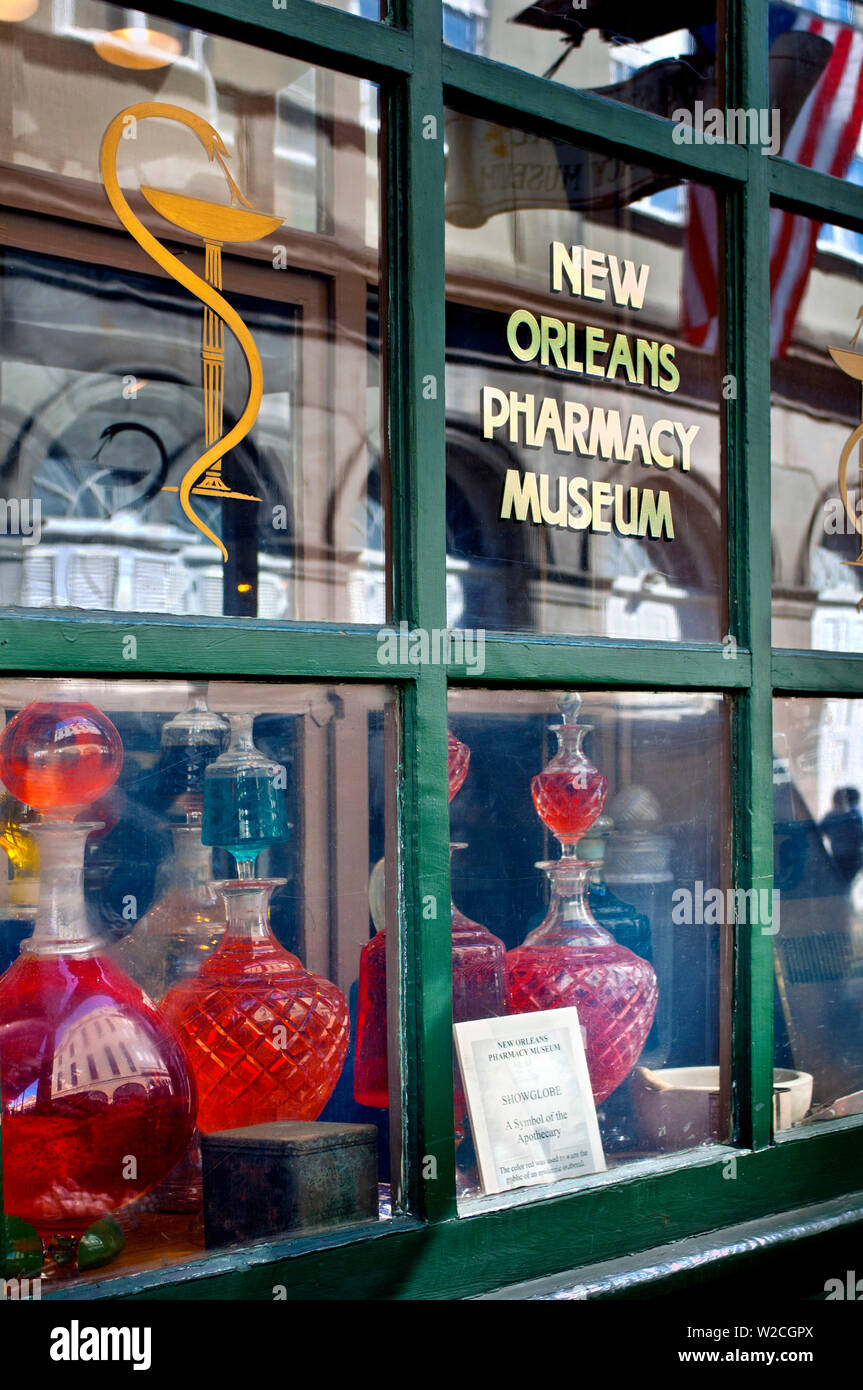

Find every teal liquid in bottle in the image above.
[202,714,288,876]
[203,771,287,865]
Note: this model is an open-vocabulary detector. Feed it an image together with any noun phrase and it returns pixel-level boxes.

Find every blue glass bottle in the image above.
[202,714,288,877]
[580,814,653,1154]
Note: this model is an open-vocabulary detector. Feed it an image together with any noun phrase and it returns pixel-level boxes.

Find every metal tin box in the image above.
[201,1121,379,1247]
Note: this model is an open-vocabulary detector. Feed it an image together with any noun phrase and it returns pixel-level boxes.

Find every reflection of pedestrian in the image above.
[821,787,863,885]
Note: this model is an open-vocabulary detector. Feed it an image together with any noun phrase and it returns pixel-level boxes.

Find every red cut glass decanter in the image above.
[0,817,197,1271]
[161,878,350,1132]
[354,849,508,1110]
[507,693,658,1105]
[354,729,507,1111]
[506,858,658,1103]
[531,693,609,855]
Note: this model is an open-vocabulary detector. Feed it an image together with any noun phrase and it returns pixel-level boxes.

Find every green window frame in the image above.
[3,0,863,1301]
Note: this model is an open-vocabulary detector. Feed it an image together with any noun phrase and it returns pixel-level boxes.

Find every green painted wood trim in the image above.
[772,651,863,693]
[0,615,411,681]
[143,0,413,79]
[44,1123,863,1301]
[388,0,456,1222]
[401,674,456,1221]
[460,640,752,689]
[726,0,774,1153]
[769,158,863,229]
[441,48,749,183]
[476,1189,863,1300]
[0,615,758,689]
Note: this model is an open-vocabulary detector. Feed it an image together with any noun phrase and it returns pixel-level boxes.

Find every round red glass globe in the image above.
[0,701,123,815]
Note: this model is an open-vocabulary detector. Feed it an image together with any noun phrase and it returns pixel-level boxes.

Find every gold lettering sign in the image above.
[487,242,694,538]
[100,104,284,561]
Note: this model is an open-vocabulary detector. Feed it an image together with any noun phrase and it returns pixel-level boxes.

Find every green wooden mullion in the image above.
[143,0,413,81]
[449,639,752,689]
[46,1125,863,1301]
[772,651,863,693]
[769,158,863,230]
[726,0,774,1153]
[387,0,455,1221]
[442,47,749,184]
[0,619,762,689]
[399,672,457,1221]
[0,616,419,682]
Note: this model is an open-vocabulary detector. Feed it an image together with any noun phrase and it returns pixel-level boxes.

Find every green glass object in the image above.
[2,1214,123,1275]
[77,1217,125,1272]
[2,1216,42,1278]
[202,714,288,878]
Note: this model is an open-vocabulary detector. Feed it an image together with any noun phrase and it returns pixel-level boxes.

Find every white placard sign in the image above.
[454,1008,605,1195]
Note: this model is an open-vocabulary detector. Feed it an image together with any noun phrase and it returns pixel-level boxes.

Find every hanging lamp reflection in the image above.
[94,27,181,69]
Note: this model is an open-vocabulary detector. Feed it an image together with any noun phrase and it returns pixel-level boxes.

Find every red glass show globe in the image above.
[0,701,123,816]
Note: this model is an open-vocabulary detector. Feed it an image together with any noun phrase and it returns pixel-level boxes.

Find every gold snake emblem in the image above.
[100,104,283,561]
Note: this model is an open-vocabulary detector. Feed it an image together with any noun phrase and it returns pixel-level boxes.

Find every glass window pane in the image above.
[445,110,726,639]
[774,696,863,1129]
[771,211,863,651]
[447,689,730,1208]
[444,3,720,122]
[0,6,384,623]
[0,677,398,1289]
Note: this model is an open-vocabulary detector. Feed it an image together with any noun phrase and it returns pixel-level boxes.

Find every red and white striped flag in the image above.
[683,14,863,357]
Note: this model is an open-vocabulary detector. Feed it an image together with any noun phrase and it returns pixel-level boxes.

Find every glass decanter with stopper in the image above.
[581,815,651,960]
[353,729,508,1113]
[531,693,609,855]
[110,692,229,1212]
[0,698,196,1274]
[156,684,229,820]
[579,816,652,1151]
[506,694,658,1105]
[111,813,227,1003]
[201,713,288,877]
[161,713,350,1131]
[112,692,230,1002]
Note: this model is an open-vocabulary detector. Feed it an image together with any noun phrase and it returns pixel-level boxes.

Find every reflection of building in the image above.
[445,162,724,639]
[0,518,294,618]
[51,1001,171,1102]
[772,244,863,651]
[0,14,380,624]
